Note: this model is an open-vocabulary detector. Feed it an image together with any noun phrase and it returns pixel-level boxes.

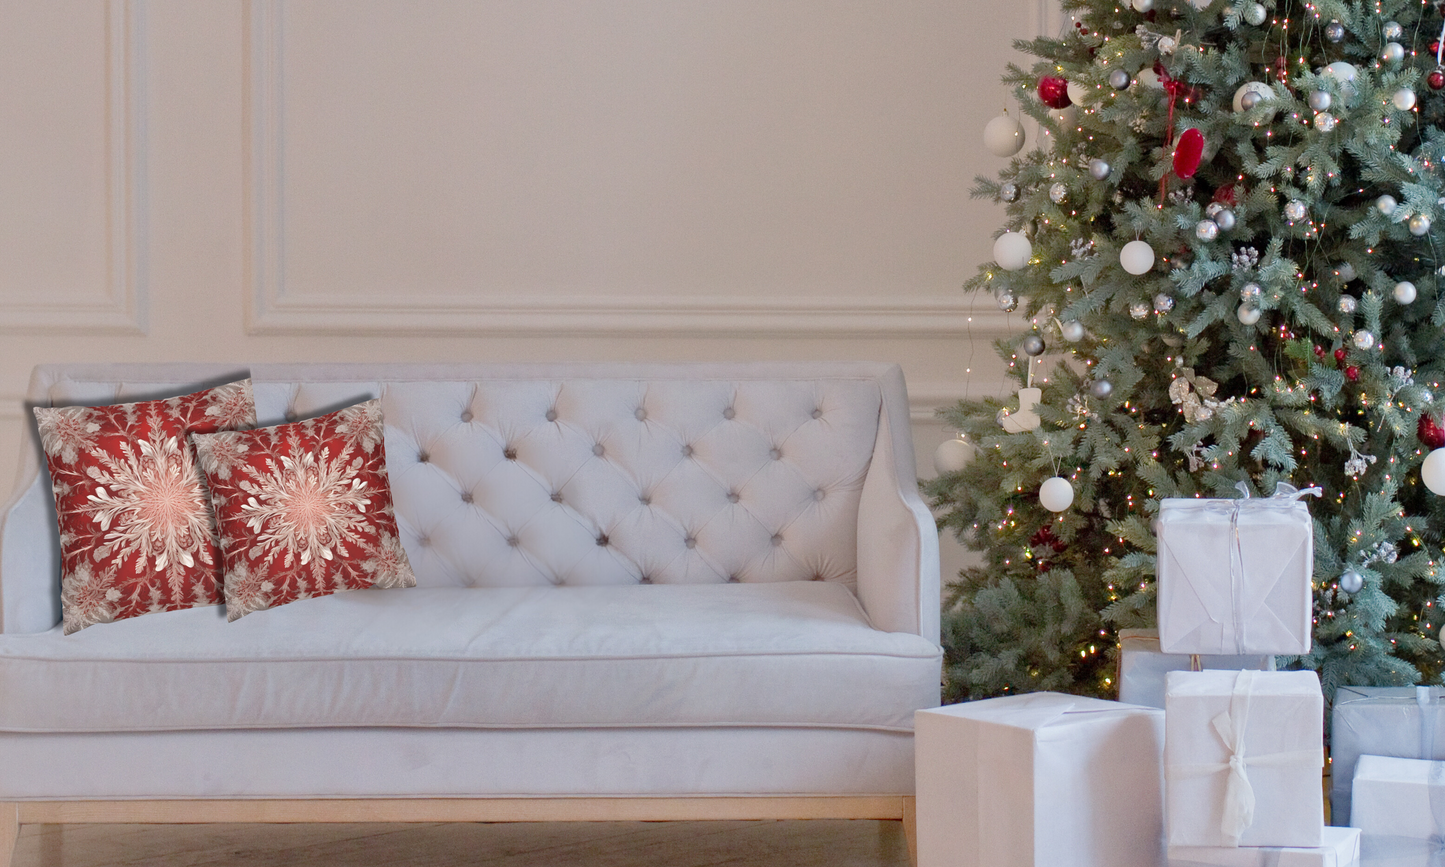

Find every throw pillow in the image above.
[33,379,257,634]
[191,398,416,621]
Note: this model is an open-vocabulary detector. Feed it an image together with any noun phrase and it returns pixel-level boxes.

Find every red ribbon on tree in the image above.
[1156,63,1203,205]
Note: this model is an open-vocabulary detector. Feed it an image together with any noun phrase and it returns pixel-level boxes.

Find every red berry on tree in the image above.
[1314,345,1326,358]
[1345,366,1360,381]
[1334,348,1348,363]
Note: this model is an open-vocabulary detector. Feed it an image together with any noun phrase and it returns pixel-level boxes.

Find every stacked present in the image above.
[915,484,1356,867]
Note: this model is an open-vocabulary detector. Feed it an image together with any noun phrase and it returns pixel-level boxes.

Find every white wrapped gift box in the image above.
[1155,486,1319,656]
[1118,628,1274,710]
[1165,670,1324,848]
[915,693,1164,867]
[1167,826,1360,867]
[1330,686,1445,827]
[1351,754,1445,841]
[1357,834,1445,867]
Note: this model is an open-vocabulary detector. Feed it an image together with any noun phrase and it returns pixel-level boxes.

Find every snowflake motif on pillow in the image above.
[192,399,416,621]
[33,379,257,634]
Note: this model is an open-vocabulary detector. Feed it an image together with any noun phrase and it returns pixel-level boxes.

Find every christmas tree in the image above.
[929,0,1445,704]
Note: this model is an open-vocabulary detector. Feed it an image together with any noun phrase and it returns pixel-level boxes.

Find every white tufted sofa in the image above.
[0,362,940,864]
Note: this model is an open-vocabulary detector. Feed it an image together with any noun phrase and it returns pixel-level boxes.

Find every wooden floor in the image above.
[11,820,911,867]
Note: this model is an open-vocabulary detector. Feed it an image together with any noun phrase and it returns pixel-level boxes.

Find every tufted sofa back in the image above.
[3,362,934,635]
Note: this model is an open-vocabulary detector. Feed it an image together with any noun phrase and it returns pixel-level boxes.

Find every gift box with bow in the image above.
[1156,484,1320,656]
[1167,826,1360,867]
[1165,669,1324,848]
[1330,686,1445,826]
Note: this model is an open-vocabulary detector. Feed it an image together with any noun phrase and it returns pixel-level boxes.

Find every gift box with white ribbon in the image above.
[915,693,1165,867]
[1167,825,1360,867]
[1165,669,1324,848]
[1155,484,1319,656]
[1351,755,1445,854]
[1330,686,1445,826]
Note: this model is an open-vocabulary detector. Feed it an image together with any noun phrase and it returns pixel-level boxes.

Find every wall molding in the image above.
[0,0,147,334]
[243,1,1018,338]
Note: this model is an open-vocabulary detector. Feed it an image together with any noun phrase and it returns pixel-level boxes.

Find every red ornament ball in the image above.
[1430,69,1445,91]
[1334,348,1348,363]
[1213,184,1238,207]
[1420,414,1445,450]
[1313,345,1326,358]
[1038,76,1073,109]
[1432,40,1441,55]
[1345,366,1360,382]
[1172,128,1205,179]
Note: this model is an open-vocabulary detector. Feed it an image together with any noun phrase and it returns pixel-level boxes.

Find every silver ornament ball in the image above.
[1339,569,1364,594]
[1000,183,1019,203]
[1394,281,1418,304]
[1314,112,1337,132]
[1383,20,1404,40]
[1325,20,1345,42]
[1089,158,1111,181]
[1353,329,1376,350]
[1240,90,1262,111]
[1129,301,1151,320]
[1383,42,1405,64]
[1308,90,1332,111]
[1153,293,1175,313]
[1240,282,1262,300]
[1411,213,1433,236]
[1377,194,1398,216]
[1394,88,1418,111]
[1060,319,1086,342]
[1089,379,1113,399]
[1109,69,1131,90]
[1020,335,1046,356]
[1196,219,1220,241]
[995,290,1018,313]
[1244,2,1267,25]
[1338,295,1358,314]
[1050,183,1069,204]
[1213,208,1237,231]
[1284,200,1308,222]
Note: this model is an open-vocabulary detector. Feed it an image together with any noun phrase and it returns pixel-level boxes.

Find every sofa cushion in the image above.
[0,581,940,733]
[193,399,417,621]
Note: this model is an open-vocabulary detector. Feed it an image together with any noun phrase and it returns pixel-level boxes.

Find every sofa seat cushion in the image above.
[0,582,940,734]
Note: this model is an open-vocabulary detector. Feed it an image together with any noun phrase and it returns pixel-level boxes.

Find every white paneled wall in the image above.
[0,0,1048,585]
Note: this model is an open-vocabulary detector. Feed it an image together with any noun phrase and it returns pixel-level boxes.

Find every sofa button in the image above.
[771,534,783,546]
[723,407,735,420]
[634,407,647,421]
[813,573,825,581]
[461,410,473,423]
[727,492,739,503]
[284,410,298,422]
[681,445,693,458]
[769,448,781,460]
[813,488,825,501]
[727,575,740,583]
[417,535,430,547]
[596,533,609,547]
[417,451,430,463]
[812,408,822,419]
[461,491,474,504]
[551,492,564,503]
[639,574,652,584]
[684,536,696,549]
[503,447,517,460]
[546,408,558,422]
[593,443,605,457]
[639,494,651,506]
[506,536,520,547]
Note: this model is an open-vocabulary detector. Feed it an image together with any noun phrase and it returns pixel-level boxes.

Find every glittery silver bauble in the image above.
[1237,304,1262,325]
[1394,88,1418,111]
[1000,182,1019,203]
[1394,280,1418,304]
[1089,158,1111,181]
[1196,219,1220,241]
[1240,90,1262,111]
[1325,20,1345,42]
[1020,334,1046,356]
[1309,90,1332,111]
[1154,293,1175,313]
[1377,194,1398,215]
[1049,183,1068,204]
[1244,2,1267,25]
[1214,208,1236,231]
[1089,379,1113,399]
[995,289,1018,312]
[1338,295,1358,314]
[1383,42,1405,64]
[1284,200,1308,222]
[1060,319,1086,342]
[1339,569,1364,594]
[1157,35,1177,55]
[1314,112,1337,132]
[1383,20,1404,40]
[1206,202,1224,217]
[1411,213,1432,236]
[1109,68,1131,90]
[1336,261,1356,282]
[1353,329,1376,350]
[1240,282,1262,301]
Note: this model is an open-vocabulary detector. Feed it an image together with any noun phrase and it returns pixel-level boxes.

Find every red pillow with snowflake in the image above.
[33,379,257,634]
[191,399,416,621]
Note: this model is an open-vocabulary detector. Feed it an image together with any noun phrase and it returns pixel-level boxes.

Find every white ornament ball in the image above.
[1050,183,1069,204]
[1066,80,1089,107]
[1353,329,1376,351]
[1060,319,1086,342]
[1049,105,1079,127]
[1384,20,1404,40]
[1233,81,1274,113]
[1383,42,1405,64]
[994,232,1033,271]
[1131,0,1154,9]
[1154,293,1175,313]
[1423,447,1445,495]
[1089,379,1113,399]
[1129,301,1151,320]
[1377,194,1398,216]
[932,438,971,475]
[1137,68,1162,89]
[1394,281,1418,304]
[1339,569,1364,594]
[1237,304,1261,325]
[1120,240,1155,275]
[1411,213,1433,236]
[1336,261,1356,282]
[984,114,1026,157]
[1314,112,1337,132]
[1338,295,1358,314]
[1323,62,1359,104]
[1394,88,1418,111]
[1039,477,1075,512]
[1244,2,1267,25]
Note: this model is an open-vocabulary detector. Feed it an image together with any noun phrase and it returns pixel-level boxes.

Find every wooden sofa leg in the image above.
[902,796,918,867]
[0,803,18,867]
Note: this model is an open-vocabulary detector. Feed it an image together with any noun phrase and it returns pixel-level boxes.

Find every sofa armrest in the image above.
[856,366,940,644]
